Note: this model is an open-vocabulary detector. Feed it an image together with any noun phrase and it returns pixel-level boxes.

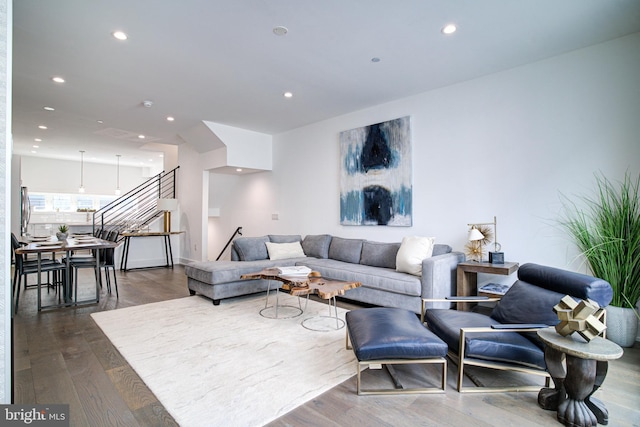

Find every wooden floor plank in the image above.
[12,264,640,426]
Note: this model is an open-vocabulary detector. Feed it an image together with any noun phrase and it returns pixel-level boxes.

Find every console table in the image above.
[120,231,184,271]
[456,261,519,311]
[537,328,623,427]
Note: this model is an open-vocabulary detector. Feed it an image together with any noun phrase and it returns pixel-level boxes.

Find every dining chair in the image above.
[11,234,67,314]
[11,233,58,292]
[102,231,119,297]
[66,230,119,300]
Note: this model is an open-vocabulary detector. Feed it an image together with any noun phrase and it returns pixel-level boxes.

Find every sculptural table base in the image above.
[539,348,609,426]
[536,328,623,427]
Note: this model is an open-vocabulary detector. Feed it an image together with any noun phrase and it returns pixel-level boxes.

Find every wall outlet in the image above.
[272,212,279,220]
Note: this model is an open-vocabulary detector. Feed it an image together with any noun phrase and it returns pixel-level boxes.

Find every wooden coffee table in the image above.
[241,268,361,330]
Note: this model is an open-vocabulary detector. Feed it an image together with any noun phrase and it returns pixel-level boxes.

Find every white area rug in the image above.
[91,294,355,427]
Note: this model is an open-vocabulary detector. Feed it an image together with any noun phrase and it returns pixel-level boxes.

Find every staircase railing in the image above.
[93,166,180,239]
[216,226,243,260]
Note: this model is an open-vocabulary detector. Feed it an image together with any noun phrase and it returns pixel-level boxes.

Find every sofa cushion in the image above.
[301,234,332,259]
[233,236,270,261]
[185,259,304,285]
[359,241,400,269]
[517,263,613,307]
[396,236,435,276]
[490,280,564,327]
[268,234,302,244]
[265,241,306,260]
[301,258,422,296]
[432,244,452,256]
[329,237,364,264]
[425,309,546,370]
[347,308,447,361]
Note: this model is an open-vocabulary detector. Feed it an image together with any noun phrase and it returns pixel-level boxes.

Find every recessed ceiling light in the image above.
[33,145,39,148]
[442,24,457,35]
[159,154,164,158]
[236,168,243,172]
[43,106,55,111]
[34,138,42,142]
[31,150,37,154]
[38,125,47,129]
[166,116,175,122]
[284,92,293,98]
[113,31,128,40]
[51,76,65,83]
[138,134,145,139]
[97,120,104,124]
[273,26,288,36]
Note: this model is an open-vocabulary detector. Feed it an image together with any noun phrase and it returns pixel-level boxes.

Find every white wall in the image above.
[19,156,150,195]
[204,33,640,271]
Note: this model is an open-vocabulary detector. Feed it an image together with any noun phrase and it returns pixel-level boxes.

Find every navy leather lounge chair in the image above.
[424,263,613,392]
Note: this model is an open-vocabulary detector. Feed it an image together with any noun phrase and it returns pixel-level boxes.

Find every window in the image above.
[52,195,72,212]
[77,196,94,210]
[27,192,116,212]
[28,194,46,211]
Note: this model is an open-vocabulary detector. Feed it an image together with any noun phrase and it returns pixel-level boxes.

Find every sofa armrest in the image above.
[421,251,465,309]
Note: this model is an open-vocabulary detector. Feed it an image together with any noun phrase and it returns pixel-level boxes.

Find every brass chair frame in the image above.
[346,328,447,395]
[454,326,551,393]
[422,297,607,393]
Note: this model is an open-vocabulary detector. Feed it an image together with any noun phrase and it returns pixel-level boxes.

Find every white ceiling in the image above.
[11,0,640,167]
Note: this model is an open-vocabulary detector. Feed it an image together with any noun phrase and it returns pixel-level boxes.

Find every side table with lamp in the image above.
[120,198,183,271]
[457,216,518,310]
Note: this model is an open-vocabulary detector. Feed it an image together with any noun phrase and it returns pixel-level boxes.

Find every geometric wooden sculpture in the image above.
[553,295,606,342]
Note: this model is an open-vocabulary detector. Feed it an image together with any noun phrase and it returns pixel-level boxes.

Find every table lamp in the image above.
[157,198,178,232]
[466,216,504,263]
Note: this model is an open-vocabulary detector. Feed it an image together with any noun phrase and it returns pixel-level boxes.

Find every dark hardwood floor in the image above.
[12,266,640,426]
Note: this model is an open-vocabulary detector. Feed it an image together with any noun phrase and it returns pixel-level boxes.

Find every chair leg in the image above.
[104,267,112,293]
[12,267,18,297]
[15,274,22,314]
[112,266,118,298]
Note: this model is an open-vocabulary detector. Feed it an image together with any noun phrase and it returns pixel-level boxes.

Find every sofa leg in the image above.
[188,289,196,296]
[213,299,220,306]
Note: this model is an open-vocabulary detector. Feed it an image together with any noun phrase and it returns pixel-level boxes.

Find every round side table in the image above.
[537,327,623,427]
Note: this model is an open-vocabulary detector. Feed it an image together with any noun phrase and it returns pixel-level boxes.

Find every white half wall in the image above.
[205,33,640,270]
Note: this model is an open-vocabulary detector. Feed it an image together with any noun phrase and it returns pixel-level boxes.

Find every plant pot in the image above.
[56,232,68,240]
[606,305,638,347]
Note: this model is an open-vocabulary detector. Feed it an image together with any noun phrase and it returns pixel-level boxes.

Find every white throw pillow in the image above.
[396,236,435,276]
[265,241,306,260]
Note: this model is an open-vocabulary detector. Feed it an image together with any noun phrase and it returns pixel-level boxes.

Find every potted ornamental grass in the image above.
[560,171,640,347]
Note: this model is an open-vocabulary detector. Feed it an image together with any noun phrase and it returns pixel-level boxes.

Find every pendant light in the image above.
[115,154,121,196]
[78,150,85,193]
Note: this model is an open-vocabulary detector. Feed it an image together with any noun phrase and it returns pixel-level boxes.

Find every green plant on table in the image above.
[560,171,640,312]
[58,224,69,233]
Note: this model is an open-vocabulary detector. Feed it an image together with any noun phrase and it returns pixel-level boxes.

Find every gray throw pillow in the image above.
[329,237,364,264]
[301,234,332,259]
[268,234,302,243]
[233,236,270,261]
[359,241,400,269]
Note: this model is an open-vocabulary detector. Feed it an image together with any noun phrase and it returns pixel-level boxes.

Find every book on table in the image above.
[479,282,511,296]
[276,266,312,276]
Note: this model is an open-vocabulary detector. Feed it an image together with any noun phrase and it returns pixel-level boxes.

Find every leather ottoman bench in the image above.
[345,307,448,395]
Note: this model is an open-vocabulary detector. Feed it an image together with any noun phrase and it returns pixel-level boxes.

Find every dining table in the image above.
[15,235,117,311]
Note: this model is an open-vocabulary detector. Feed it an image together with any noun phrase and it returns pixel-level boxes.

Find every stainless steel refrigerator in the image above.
[20,186,30,236]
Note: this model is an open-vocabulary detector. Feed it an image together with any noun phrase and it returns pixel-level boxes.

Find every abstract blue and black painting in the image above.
[340,116,412,226]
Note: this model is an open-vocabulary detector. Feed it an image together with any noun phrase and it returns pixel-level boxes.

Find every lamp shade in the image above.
[468,227,485,241]
[157,198,178,211]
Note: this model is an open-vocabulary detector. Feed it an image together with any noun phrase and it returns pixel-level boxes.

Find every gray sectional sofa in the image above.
[185,234,464,314]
